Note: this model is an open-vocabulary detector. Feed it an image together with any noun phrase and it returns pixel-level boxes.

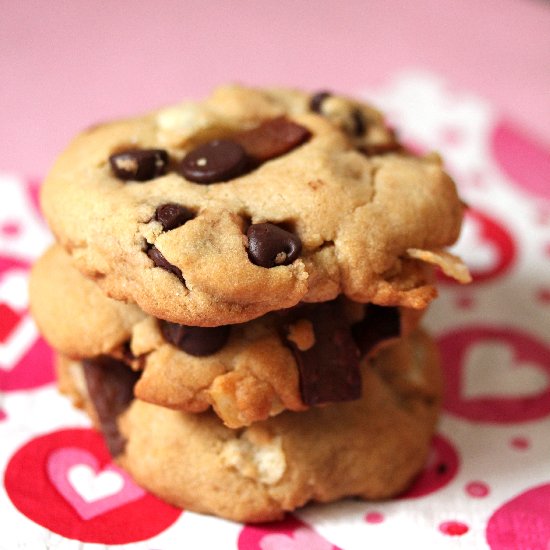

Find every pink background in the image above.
[1,0,549,177]
[2,2,550,547]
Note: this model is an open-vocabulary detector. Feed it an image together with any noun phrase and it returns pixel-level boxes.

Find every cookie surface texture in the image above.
[31,245,422,427]
[41,85,466,326]
[57,329,441,523]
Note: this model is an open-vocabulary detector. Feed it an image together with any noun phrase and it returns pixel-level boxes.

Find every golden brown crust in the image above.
[31,245,423,427]
[56,329,441,523]
[29,246,146,358]
[41,85,466,326]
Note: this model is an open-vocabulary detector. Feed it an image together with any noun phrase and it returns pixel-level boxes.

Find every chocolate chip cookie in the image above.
[56,328,441,523]
[41,85,469,327]
[31,245,422,427]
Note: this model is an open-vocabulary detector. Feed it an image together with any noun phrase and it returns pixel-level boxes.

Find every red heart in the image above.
[5,428,181,544]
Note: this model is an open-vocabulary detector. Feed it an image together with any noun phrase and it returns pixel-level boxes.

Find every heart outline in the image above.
[463,341,549,399]
[439,326,550,422]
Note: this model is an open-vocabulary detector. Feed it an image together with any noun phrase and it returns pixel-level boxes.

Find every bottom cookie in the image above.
[58,329,441,523]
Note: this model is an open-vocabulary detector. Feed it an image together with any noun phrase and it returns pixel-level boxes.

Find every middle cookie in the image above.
[31,245,422,427]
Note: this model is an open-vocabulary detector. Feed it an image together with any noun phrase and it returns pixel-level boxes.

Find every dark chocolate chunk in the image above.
[146,245,185,282]
[160,321,230,356]
[180,139,249,184]
[281,299,362,406]
[155,203,194,231]
[234,117,311,163]
[109,149,169,181]
[247,223,302,268]
[351,110,367,137]
[351,304,401,357]
[82,356,140,456]
[310,91,331,113]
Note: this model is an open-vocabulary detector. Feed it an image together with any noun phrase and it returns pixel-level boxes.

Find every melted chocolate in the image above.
[351,304,401,356]
[281,299,362,406]
[82,356,140,456]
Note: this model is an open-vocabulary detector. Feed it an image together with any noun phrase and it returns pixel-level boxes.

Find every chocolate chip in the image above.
[310,91,331,113]
[82,356,140,456]
[281,299,362,406]
[234,117,311,163]
[247,223,302,268]
[351,110,367,137]
[109,149,169,181]
[155,203,194,231]
[160,321,230,356]
[351,304,401,357]
[146,245,184,282]
[180,140,249,184]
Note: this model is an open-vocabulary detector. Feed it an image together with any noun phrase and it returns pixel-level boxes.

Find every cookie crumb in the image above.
[406,248,471,283]
[286,319,315,351]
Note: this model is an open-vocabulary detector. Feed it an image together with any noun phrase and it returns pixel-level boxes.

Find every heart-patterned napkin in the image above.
[1,71,549,549]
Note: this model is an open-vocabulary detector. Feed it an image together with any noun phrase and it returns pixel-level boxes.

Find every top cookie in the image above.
[42,85,468,326]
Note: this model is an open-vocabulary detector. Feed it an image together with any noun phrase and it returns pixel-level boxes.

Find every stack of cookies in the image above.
[30,85,469,522]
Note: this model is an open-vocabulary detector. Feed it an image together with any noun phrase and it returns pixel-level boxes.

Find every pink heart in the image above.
[0,408,6,421]
[47,447,145,520]
[463,342,548,399]
[439,326,550,422]
[491,120,550,200]
[238,516,341,550]
[260,528,335,550]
